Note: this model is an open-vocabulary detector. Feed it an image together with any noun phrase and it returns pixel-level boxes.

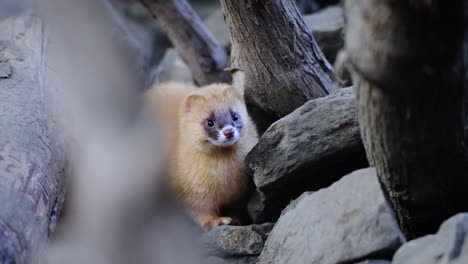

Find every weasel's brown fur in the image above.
[145,82,258,231]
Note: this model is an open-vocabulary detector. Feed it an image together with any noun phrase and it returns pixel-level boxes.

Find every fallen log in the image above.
[0,12,66,263]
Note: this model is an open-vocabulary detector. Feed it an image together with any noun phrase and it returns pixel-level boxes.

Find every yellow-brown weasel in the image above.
[145,82,258,231]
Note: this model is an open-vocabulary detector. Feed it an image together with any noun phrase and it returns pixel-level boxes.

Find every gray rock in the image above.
[393,213,468,264]
[257,168,405,264]
[304,5,344,63]
[246,87,367,223]
[204,6,344,63]
[153,48,194,85]
[202,224,274,257]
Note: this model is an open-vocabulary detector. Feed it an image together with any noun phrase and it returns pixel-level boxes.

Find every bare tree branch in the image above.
[140,0,231,85]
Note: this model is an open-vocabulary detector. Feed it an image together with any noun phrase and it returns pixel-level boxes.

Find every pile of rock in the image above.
[204,165,468,263]
[202,168,405,264]
[257,168,404,264]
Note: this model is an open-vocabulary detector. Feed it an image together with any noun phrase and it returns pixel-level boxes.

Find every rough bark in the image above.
[139,0,231,85]
[220,0,338,123]
[0,13,66,263]
[344,0,467,239]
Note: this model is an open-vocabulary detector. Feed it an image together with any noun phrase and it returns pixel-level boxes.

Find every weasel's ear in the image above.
[184,94,205,112]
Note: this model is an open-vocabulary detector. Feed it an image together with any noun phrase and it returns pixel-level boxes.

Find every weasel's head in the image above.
[182,84,248,148]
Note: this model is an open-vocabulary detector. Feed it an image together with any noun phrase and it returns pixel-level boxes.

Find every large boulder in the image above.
[393,213,468,264]
[246,87,368,223]
[257,168,405,264]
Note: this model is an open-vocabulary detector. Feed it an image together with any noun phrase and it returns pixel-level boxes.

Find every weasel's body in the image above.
[145,82,258,231]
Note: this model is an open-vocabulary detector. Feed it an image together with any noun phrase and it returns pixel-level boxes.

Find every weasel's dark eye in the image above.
[232,113,238,121]
[207,120,215,127]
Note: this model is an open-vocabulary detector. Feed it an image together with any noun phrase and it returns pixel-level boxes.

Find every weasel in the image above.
[145,82,258,231]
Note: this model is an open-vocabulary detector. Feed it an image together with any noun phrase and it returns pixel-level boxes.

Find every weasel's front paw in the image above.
[202,216,233,232]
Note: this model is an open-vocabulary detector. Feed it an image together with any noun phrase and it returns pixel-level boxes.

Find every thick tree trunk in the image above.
[139,0,231,85]
[344,1,467,239]
[0,13,66,263]
[220,0,337,123]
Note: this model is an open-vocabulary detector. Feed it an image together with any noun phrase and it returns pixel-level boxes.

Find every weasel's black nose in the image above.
[223,128,234,139]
